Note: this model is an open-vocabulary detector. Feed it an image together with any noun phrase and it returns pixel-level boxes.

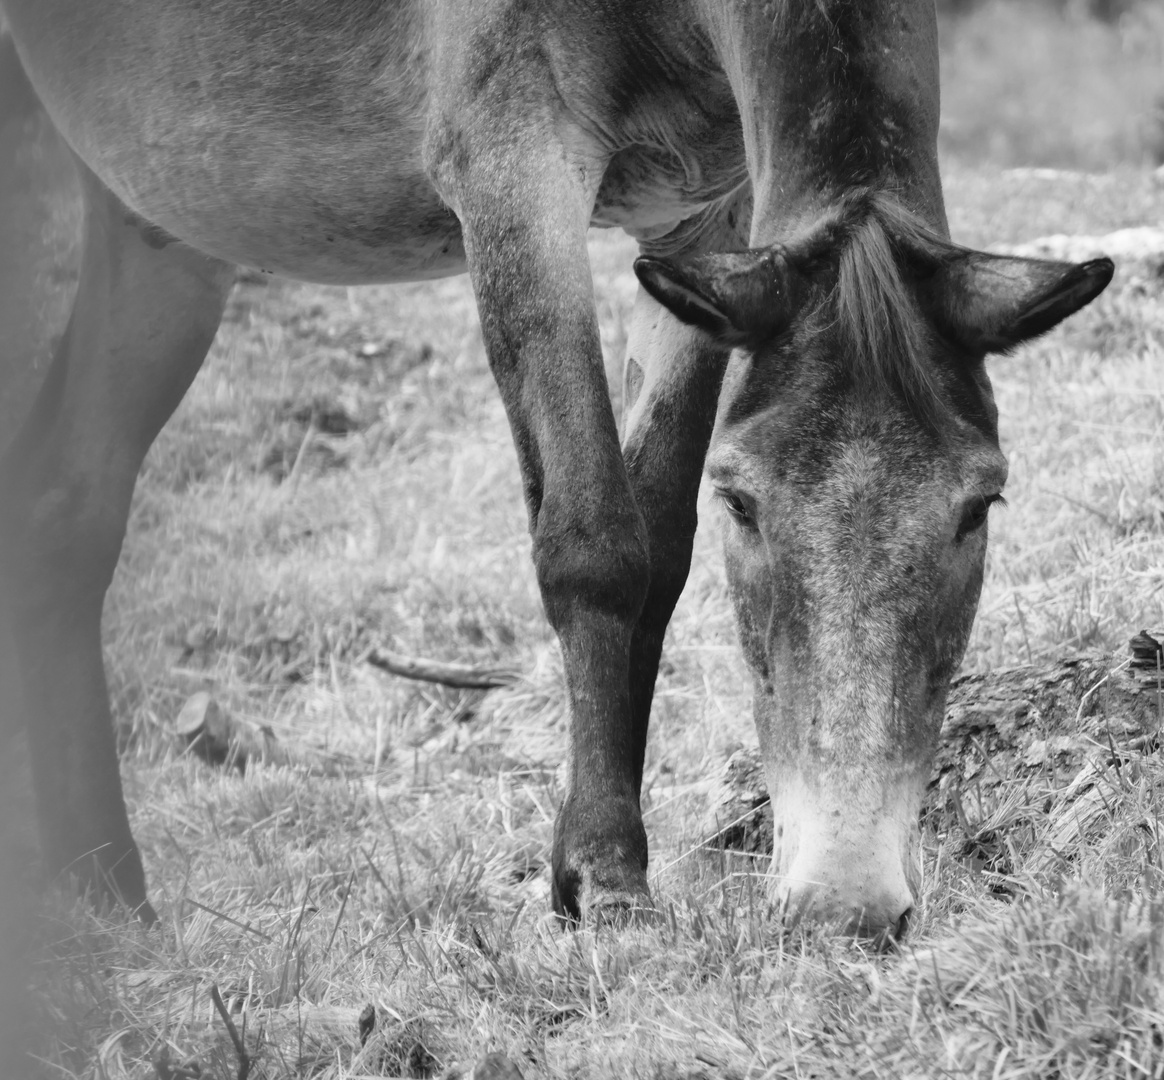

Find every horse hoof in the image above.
[551,856,652,928]
[551,798,650,926]
[580,892,658,930]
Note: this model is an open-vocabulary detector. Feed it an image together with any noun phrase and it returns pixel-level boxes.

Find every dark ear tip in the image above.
[633,256,664,284]
[1080,256,1115,292]
[633,255,681,310]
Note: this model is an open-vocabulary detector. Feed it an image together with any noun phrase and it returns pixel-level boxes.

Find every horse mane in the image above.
[799,189,963,427]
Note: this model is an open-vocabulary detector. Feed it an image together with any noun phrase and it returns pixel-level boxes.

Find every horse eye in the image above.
[957,493,1005,539]
[717,489,756,528]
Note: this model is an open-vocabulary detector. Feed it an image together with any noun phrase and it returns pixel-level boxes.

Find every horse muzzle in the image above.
[768,772,923,942]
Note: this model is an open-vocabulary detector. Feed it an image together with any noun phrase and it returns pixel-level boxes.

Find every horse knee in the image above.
[533,502,650,631]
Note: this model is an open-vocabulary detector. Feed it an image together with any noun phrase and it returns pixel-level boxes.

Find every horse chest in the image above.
[591,144,744,239]
[587,98,747,240]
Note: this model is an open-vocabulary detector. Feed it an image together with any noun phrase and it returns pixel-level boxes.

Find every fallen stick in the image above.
[364,646,522,690]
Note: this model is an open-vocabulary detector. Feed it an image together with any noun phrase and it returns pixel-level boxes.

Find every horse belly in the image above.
[3,0,466,285]
[123,166,469,287]
[62,114,467,285]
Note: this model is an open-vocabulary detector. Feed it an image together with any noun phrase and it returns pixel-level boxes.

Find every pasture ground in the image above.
[8,6,1164,1079]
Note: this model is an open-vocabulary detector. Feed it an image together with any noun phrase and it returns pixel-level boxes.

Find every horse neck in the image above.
[694,0,947,244]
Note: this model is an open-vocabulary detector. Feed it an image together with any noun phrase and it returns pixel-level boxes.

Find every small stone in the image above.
[173,692,240,770]
[174,691,220,739]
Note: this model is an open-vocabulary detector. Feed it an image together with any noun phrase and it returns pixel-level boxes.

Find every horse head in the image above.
[637,191,1112,939]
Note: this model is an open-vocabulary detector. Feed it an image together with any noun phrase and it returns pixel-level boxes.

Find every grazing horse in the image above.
[0,0,1111,938]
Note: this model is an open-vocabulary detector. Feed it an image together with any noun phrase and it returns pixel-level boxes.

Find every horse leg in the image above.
[0,28,76,440]
[619,302,730,787]
[620,196,751,810]
[0,158,234,919]
[433,133,655,921]
[0,38,60,1072]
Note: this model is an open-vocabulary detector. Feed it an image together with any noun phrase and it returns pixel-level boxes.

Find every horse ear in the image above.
[634,249,796,345]
[929,253,1114,354]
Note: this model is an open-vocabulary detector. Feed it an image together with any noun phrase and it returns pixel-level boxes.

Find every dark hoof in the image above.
[551,793,651,927]
[553,883,656,930]
[581,894,658,929]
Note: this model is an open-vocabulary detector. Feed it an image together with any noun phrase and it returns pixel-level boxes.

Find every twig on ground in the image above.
[364,646,521,689]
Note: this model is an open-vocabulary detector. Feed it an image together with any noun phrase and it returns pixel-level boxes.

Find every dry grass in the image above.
[11,8,1164,1077]
[941,166,1164,671]
[22,163,1164,1078]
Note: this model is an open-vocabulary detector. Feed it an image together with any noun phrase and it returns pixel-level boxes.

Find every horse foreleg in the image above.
[0,159,233,919]
[618,198,749,821]
[436,135,653,922]
[620,292,733,788]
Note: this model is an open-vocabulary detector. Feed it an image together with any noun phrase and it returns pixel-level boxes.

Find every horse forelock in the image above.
[808,190,958,429]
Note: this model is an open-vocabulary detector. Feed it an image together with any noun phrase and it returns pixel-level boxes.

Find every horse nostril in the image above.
[868,904,913,952]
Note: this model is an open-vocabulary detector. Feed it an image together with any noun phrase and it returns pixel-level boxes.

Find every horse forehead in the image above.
[712,386,950,498]
[799,441,949,591]
[779,437,957,681]
[808,445,945,585]
[818,425,940,504]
